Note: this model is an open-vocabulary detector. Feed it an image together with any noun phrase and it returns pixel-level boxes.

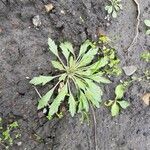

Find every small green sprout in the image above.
[105,0,122,18]
[105,83,130,116]
[140,50,150,62]
[144,19,150,35]
[30,38,111,119]
[0,119,20,149]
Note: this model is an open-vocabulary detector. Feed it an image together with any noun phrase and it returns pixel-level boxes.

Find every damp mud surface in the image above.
[0,0,150,150]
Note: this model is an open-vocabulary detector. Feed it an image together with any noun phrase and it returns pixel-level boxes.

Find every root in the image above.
[126,0,140,54]
[91,105,98,150]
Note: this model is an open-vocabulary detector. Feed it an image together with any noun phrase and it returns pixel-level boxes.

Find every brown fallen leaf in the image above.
[142,93,150,105]
[44,3,54,12]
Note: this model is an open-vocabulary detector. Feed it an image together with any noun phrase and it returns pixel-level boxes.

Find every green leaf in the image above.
[60,42,70,61]
[112,10,117,18]
[78,40,92,58]
[69,56,74,67]
[85,89,100,108]
[48,38,58,57]
[105,5,110,11]
[30,76,55,86]
[144,19,150,27]
[63,41,74,56]
[108,6,113,14]
[115,84,125,99]
[146,29,150,35]
[38,88,54,110]
[86,79,103,101]
[59,73,67,81]
[84,79,102,108]
[78,47,99,67]
[80,91,89,112]
[87,57,108,73]
[90,75,111,84]
[114,5,119,11]
[75,77,87,90]
[9,121,19,128]
[111,102,120,116]
[51,60,64,70]
[78,99,83,113]
[117,100,130,109]
[68,92,76,117]
[48,84,68,116]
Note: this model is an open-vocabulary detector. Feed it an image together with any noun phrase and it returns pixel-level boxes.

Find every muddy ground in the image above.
[0,0,150,150]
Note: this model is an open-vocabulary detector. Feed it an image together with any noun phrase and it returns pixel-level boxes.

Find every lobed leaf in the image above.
[90,75,111,84]
[38,88,54,110]
[86,79,103,102]
[51,60,64,70]
[48,84,68,117]
[48,38,58,57]
[68,91,76,117]
[63,41,74,56]
[78,40,92,58]
[80,91,89,112]
[89,57,108,73]
[30,76,55,86]
[78,47,99,67]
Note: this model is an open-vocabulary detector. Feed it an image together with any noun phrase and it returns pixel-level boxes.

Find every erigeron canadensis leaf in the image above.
[85,79,103,101]
[48,83,68,117]
[60,42,70,61]
[63,41,74,56]
[115,84,125,99]
[88,57,109,73]
[30,76,55,86]
[38,88,54,110]
[80,90,89,112]
[48,38,58,57]
[78,47,99,67]
[51,60,64,70]
[85,88,100,108]
[68,91,76,117]
[89,75,111,84]
[78,40,92,58]
[75,77,87,91]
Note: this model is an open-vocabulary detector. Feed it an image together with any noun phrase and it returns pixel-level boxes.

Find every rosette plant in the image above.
[30,38,111,119]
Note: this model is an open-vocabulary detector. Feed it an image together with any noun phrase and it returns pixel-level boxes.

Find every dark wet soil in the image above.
[0,0,150,150]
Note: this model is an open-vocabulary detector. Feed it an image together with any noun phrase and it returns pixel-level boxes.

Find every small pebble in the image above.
[122,65,137,76]
[17,142,22,146]
[32,15,41,27]
[44,3,54,12]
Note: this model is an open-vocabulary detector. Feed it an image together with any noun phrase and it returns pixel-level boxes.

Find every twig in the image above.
[126,0,140,54]
[90,105,98,150]
[33,86,42,98]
